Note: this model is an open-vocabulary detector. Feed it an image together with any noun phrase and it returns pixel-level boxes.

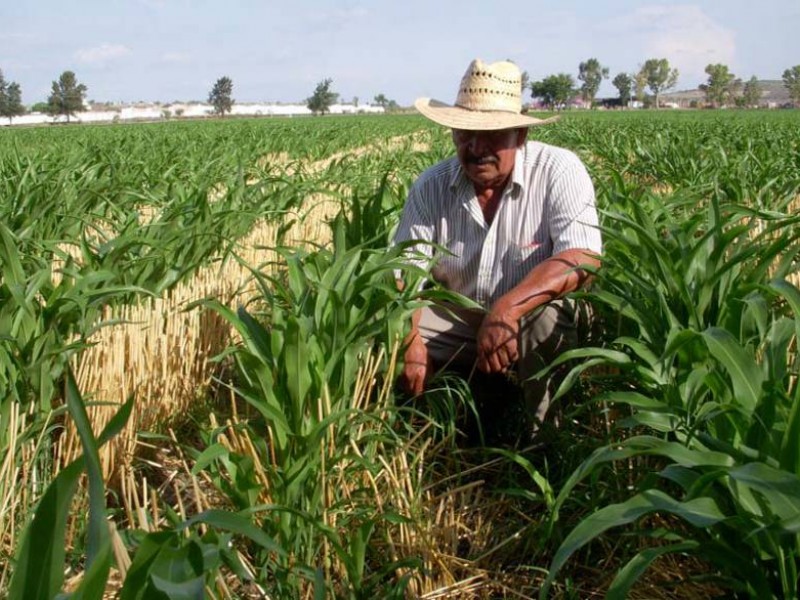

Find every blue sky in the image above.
[1,1,798,105]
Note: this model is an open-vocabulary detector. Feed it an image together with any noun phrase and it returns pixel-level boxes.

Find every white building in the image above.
[0,102,385,127]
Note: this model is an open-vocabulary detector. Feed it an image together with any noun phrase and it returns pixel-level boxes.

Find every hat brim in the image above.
[414,98,559,130]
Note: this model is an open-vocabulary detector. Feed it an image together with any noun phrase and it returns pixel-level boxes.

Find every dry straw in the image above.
[58,133,423,484]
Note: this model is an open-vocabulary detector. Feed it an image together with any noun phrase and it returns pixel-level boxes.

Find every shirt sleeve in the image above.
[392,181,438,286]
[547,151,603,256]
[393,181,436,262]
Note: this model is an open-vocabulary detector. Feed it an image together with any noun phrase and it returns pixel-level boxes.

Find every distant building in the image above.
[0,102,386,127]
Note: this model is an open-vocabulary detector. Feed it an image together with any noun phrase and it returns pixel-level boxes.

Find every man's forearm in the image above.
[490,248,600,322]
[404,307,423,346]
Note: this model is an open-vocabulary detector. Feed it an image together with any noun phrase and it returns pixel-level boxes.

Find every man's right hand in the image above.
[400,336,431,396]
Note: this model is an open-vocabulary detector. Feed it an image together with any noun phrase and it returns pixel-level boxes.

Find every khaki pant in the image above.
[418,299,585,430]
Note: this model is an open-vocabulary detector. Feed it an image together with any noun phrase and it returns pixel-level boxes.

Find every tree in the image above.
[634,69,648,104]
[307,78,338,115]
[208,76,234,116]
[783,65,800,106]
[530,74,575,110]
[699,64,740,107]
[741,76,762,108]
[0,70,25,124]
[520,70,530,98]
[577,58,609,106]
[373,93,388,108]
[372,93,399,112]
[612,73,633,107]
[637,59,679,108]
[47,71,87,122]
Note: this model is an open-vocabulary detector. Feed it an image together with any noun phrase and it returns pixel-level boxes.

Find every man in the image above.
[394,59,602,437]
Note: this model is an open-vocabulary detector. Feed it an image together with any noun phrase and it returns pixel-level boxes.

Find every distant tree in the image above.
[307,78,338,115]
[577,58,609,105]
[47,71,88,122]
[352,96,359,107]
[634,68,648,104]
[638,59,679,108]
[373,93,388,108]
[612,72,633,107]
[208,76,234,116]
[30,101,49,113]
[783,65,800,106]
[0,70,25,123]
[699,64,740,107]
[741,76,762,108]
[520,70,530,98]
[530,74,575,110]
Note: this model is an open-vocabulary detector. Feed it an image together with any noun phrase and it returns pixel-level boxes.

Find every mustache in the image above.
[466,154,498,165]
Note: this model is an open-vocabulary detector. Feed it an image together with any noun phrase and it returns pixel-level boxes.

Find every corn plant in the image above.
[196,209,437,594]
[538,182,800,597]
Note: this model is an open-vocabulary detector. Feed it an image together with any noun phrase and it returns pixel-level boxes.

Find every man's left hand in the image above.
[476,310,519,373]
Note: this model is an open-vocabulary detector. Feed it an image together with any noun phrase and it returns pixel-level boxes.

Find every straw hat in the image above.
[415,59,559,131]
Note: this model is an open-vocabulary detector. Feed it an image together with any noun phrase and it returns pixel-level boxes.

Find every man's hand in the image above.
[400,335,432,396]
[477,310,520,374]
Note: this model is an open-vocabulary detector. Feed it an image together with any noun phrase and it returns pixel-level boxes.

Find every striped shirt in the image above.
[393,141,602,308]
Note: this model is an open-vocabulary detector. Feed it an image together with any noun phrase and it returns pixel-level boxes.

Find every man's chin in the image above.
[466,168,501,187]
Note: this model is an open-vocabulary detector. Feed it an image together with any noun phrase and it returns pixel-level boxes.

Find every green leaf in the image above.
[120,532,177,599]
[8,460,83,600]
[149,574,204,599]
[701,327,763,412]
[191,443,229,475]
[606,541,700,600]
[769,280,800,474]
[284,316,311,418]
[183,509,285,556]
[65,368,111,578]
[728,461,800,524]
[541,490,726,599]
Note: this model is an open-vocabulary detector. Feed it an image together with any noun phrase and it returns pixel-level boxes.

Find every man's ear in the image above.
[516,127,529,147]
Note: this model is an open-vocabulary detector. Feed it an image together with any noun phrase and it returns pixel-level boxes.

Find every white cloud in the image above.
[602,5,736,83]
[74,43,132,64]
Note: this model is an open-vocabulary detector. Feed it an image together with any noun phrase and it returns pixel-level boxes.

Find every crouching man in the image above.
[395,58,602,441]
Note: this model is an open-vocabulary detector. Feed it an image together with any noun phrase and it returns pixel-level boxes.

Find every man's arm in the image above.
[398,306,431,395]
[476,248,600,374]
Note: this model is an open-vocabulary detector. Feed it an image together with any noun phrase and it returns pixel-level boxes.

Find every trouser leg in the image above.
[518,298,581,428]
[416,304,483,371]
[417,299,587,425]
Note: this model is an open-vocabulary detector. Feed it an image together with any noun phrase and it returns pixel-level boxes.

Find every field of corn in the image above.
[1,109,799,599]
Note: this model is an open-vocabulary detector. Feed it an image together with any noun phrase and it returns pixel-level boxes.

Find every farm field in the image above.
[1,110,799,598]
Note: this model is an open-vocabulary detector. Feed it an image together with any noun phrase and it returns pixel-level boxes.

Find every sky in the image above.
[1,0,798,106]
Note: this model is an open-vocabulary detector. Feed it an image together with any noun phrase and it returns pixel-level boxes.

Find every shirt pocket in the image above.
[509,240,547,271]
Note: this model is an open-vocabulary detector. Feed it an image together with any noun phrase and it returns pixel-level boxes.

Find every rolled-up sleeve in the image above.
[547,153,602,256]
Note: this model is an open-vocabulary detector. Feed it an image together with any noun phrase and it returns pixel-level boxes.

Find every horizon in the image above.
[2,1,798,106]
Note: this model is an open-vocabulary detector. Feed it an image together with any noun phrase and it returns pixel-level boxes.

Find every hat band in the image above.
[454,102,521,116]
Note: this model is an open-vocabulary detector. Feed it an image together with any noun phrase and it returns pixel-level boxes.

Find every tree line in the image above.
[209,76,398,117]
[0,69,400,124]
[3,65,800,126]
[527,59,800,110]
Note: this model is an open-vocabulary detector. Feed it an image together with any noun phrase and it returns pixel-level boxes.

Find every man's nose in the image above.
[469,134,489,154]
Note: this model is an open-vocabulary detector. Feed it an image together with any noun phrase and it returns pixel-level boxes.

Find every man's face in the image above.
[452,127,527,189]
